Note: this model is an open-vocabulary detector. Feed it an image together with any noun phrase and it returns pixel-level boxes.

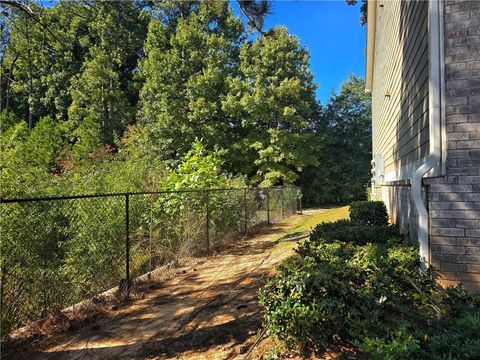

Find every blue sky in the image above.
[233,1,366,104]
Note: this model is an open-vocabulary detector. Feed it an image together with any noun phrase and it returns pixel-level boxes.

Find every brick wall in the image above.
[426,0,480,292]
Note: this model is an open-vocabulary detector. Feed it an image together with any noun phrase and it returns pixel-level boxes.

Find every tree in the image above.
[68,0,147,146]
[166,140,229,191]
[299,75,372,205]
[223,27,318,186]
[237,0,272,33]
[0,2,91,125]
[0,116,63,198]
[138,0,244,160]
[345,0,367,25]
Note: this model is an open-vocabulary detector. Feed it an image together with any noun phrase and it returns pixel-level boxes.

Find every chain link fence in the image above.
[0,186,301,335]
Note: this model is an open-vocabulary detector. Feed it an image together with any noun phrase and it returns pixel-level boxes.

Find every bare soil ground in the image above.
[2,209,333,360]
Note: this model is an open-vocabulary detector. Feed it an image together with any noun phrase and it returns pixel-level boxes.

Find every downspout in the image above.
[411,0,444,269]
[365,0,376,95]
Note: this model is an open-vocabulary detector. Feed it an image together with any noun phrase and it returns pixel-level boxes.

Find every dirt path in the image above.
[8,210,328,360]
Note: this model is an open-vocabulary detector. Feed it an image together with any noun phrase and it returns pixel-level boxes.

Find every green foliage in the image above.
[138,1,244,160]
[0,116,63,198]
[0,1,373,335]
[159,140,243,217]
[299,76,371,206]
[0,110,17,131]
[345,0,368,25]
[224,26,319,185]
[68,1,146,145]
[166,140,233,191]
[260,206,480,359]
[72,115,103,162]
[1,0,370,203]
[308,219,398,246]
[349,201,389,226]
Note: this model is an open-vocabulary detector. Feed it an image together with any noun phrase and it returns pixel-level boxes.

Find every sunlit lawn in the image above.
[287,205,350,235]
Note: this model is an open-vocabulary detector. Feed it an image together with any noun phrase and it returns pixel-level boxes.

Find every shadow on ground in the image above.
[3,213,314,360]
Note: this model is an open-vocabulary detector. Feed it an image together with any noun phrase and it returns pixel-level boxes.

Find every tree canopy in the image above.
[1,0,371,205]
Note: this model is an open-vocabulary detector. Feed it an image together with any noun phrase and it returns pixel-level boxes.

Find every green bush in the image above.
[260,205,480,359]
[349,201,389,226]
[261,240,428,351]
[309,219,398,245]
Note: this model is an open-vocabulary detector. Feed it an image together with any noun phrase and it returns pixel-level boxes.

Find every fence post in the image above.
[266,188,270,225]
[281,187,284,219]
[244,188,248,237]
[125,194,130,298]
[205,190,210,256]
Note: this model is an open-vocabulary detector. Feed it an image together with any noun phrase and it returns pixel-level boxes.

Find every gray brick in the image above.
[448,167,470,175]
[456,254,480,263]
[466,247,480,254]
[466,228,480,237]
[430,236,457,246]
[432,254,457,263]
[447,149,471,159]
[456,140,480,148]
[441,245,466,254]
[449,10,471,22]
[450,201,474,210]
[458,238,480,247]
[430,210,465,219]
[464,210,480,219]
[470,149,480,157]
[431,218,456,227]
[432,228,465,237]
[458,176,480,184]
[467,264,480,272]
[446,114,467,123]
[448,132,470,140]
[446,176,459,184]
[465,193,480,201]
[456,219,480,228]
[455,122,480,132]
[458,158,480,167]
[469,131,480,139]
[468,113,480,122]
[454,272,480,282]
[429,202,451,210]
[441,262,467,271]
[430,184,472,193]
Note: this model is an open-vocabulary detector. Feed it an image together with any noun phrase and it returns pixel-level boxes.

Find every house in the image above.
[366,0,480,291]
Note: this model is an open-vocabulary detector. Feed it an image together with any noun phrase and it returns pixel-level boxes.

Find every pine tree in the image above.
[68,0,147,146]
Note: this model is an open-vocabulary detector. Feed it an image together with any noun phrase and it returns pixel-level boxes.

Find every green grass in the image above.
[287,206,350,235]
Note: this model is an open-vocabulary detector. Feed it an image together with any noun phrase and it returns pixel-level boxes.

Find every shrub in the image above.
[309,219,398,245]
[349,201,389,226]
[259,254,355,350]
[260,237,480,358]
[260,240,429,351]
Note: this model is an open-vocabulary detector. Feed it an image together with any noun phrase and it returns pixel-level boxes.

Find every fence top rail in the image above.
[0,185,301,204]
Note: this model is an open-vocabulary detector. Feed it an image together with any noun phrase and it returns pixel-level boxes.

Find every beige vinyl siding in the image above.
[372,0,429,178]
